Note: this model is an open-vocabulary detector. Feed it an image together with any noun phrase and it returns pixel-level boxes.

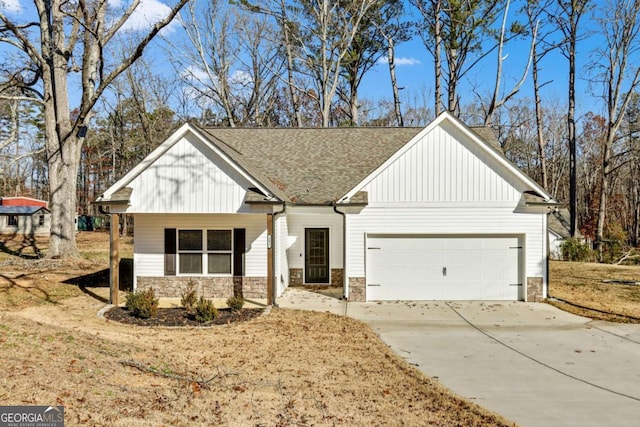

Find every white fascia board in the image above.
[341,111,556,203]
[96,123,275,202]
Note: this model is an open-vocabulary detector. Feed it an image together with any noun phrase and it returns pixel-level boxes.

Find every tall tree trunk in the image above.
[568,36,577,238]
[433,0,442,116]
[447,62,458,115]
[349,89,359,126]
[47,137,81,257]
[532,48,548,190]
[595,137,610,260]
[387,37,403,126]
[43,1,80,257]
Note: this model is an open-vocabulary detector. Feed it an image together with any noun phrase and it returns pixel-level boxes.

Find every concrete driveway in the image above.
[278,290,640,427]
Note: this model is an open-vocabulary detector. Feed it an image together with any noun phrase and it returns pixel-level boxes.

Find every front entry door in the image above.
[305,228,330,284]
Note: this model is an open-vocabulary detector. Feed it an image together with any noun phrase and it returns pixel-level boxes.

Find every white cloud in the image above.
[109,0,176,33]
[0,0,22,13]
[231,70,253,87]
[378,56,421,66]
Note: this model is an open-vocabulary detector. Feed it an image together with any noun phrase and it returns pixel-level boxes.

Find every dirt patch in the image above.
[549,260,640,322]
[105,306,265,327]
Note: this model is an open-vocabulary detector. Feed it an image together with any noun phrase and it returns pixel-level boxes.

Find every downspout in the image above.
[545,207,557,301]
[333,204,347,300]
[271,202,286,307]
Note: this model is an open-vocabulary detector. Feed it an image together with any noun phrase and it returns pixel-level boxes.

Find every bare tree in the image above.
[410,0,443,115]
[339,0,409,126]
[523,0,557,190]
[174,0,241,127]
[0,0,188,258]
[591,0,640,259]
[412,0,504,116]
[174,0,283,127]
[240,0,307,127]
[553,0,591,238]
[296,0,376,127]
[483,0,535,127]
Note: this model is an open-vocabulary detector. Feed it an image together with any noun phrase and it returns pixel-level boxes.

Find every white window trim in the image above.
[177,228,234,276]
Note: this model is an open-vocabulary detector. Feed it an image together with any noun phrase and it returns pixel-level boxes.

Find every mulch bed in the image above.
[104,306,265,327]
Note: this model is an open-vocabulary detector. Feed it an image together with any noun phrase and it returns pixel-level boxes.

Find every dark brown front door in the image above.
[305,228,329,283]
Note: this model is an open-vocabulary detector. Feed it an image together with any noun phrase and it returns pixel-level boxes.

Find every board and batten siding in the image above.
[363,123,524,205]
[346,121,549,296]
[285,208,344,270]
[133,213,268,288]
[127,134,256,214]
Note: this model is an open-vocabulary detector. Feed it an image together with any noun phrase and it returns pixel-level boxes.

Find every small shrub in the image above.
[181,280,198,311]
[226,295,245,311]
[561,238,593,262]
[125,288,159,319]
[195,297,218,323]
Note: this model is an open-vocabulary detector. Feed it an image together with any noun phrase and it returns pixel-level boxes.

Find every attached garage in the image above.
[365,234,523,301]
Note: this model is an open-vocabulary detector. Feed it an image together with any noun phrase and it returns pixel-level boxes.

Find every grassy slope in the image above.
[549,260,640,322]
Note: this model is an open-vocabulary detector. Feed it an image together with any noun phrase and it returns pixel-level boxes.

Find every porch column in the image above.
[266,213,273,305]
[110,213,120,305]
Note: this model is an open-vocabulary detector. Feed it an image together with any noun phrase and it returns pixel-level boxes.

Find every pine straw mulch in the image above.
[104,306,265,327]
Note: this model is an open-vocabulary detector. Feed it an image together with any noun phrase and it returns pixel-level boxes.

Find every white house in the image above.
[548,208,584,260]
[96,112,558,303]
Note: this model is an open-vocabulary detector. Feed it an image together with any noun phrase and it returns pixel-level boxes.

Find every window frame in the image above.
[176,228,234,276]
[7,215,18,227]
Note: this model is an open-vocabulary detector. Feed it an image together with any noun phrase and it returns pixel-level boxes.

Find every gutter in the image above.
[271,203,286,307]
[333,204,347,300]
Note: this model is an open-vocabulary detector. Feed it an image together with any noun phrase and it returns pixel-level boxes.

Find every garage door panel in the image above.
[366,235,521,301]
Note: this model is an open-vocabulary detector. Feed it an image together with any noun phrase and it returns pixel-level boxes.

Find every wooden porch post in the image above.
[110,213,120,305]
[267,213,273,305]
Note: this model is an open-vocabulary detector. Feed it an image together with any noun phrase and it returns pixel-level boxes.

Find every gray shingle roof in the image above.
[201,127,424,204]
[549,208,582,239]
[0,206,49,215]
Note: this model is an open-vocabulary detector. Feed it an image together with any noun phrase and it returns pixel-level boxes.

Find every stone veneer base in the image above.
[288,268,344,287]
[137,276,267,299]
[348,277,365,302]
[526,277,544,302]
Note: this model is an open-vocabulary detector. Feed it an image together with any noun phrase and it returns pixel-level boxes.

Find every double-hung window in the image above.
[7,215,18,227]
[207,230,232,274]
[177,229,233,275]
[178,230,203,274]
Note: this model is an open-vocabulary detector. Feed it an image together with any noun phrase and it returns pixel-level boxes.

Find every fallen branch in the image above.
[118,360,238,387]
[615,248,639,265]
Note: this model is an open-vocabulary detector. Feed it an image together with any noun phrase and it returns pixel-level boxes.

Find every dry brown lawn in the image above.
[0,232,513,426]
[549,260,640,322]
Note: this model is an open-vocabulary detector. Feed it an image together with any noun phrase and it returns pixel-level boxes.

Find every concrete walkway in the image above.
[278,288,640,427]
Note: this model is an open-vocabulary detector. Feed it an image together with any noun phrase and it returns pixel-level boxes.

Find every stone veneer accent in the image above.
[288,268,344,287]
[330,269,344,287]
[348,277,366,302]
[137,276,267,299]
[526,277,544,302]
[289,268,303,287]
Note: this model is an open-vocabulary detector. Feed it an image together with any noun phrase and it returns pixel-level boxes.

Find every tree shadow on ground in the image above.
[64,258,133,303]
[0,233,44,259]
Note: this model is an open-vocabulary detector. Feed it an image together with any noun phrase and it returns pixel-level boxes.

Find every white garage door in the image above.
[365,235,522,301]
